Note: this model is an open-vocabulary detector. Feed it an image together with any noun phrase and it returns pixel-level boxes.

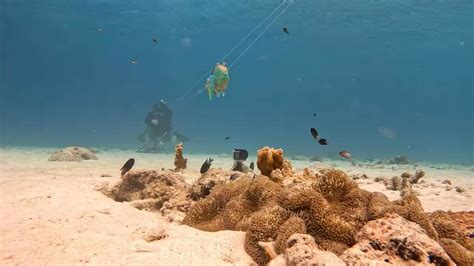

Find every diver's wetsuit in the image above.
[145,103,173,147]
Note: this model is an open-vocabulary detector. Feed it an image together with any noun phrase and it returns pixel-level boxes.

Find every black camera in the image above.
[233,149,248,161]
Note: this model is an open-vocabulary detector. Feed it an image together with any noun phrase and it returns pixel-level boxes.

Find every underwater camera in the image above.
[233,149,248,161]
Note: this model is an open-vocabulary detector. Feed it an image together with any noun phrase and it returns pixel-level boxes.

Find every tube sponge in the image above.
[257,146,285,176]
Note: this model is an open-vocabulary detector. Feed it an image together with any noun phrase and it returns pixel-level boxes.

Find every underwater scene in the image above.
[1,0,473,265]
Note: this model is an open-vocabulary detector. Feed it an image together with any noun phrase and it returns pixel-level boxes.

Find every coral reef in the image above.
[137,163,466,265]
[174,143,187,170]
[340,213,454,265]
[256,146,292,177]
[48,146,98,162]
[268,234,345,266]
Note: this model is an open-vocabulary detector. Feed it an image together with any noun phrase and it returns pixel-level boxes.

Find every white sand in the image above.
[0,146,473,265]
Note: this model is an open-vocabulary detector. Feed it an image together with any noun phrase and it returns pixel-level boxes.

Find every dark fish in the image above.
[225,136,230,140]
[200,158,213,174]
[339,151,352,160]
[283,27,289,35]
[313,113,317,117]
[229,173,240,181]
[152,38,159,44]
[120,158,135,176]
[249,162,254,170]
[318,138,328,145]
[310,128,319,140]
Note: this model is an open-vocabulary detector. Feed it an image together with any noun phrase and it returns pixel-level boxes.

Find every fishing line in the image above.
[176,0,288,102]
[229,0,294,69]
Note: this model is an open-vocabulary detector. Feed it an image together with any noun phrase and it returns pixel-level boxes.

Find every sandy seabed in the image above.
[0,146,472,265]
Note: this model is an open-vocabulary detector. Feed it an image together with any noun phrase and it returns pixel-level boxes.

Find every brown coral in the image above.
[257,146,292,177]
[312,169,357,202]
[440,238,474,266]
[174,143,187,170]
[274,216,307,254]
[245,206,292,265]
[430,211,474,251]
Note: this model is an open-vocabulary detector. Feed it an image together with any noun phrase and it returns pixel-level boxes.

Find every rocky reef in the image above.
[48,146,98,162]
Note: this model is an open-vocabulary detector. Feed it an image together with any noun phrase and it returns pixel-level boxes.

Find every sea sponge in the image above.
[313,169,358,202]
[440,238,474,266]
[174,143,187,170]
[257,146,285,176]
[274,216,307,254]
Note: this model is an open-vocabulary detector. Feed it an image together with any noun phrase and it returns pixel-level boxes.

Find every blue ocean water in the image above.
[1,0,472,163]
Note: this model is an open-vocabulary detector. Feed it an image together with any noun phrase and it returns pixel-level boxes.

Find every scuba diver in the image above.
[137,100,188,153]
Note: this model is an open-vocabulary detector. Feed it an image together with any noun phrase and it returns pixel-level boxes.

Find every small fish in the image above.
[318,138,328,145]
[229,173,240,181]
[97,27,103,32]
[200,158,214,174]
[225,137,230,140]
[120,158,135,176]
[130,60,137,64]
[283,27,289,35]
[339,151,352,160]
[310,128,319,140]
[152,38,159,44]
[249,162,254,170]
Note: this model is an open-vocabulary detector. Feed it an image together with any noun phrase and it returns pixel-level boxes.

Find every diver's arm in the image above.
[145,112,152,124]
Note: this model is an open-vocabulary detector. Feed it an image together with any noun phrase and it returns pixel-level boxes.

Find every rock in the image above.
[442,180,452,185]
[100,169,191,212]
[268,234,345,266]
[143,228,169,242]
[309,155,323,162]
[289,155,309,161]
[388,155,410,165]
[48,146,98,162]
[340,213,454,265]
[374,176,385,183]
